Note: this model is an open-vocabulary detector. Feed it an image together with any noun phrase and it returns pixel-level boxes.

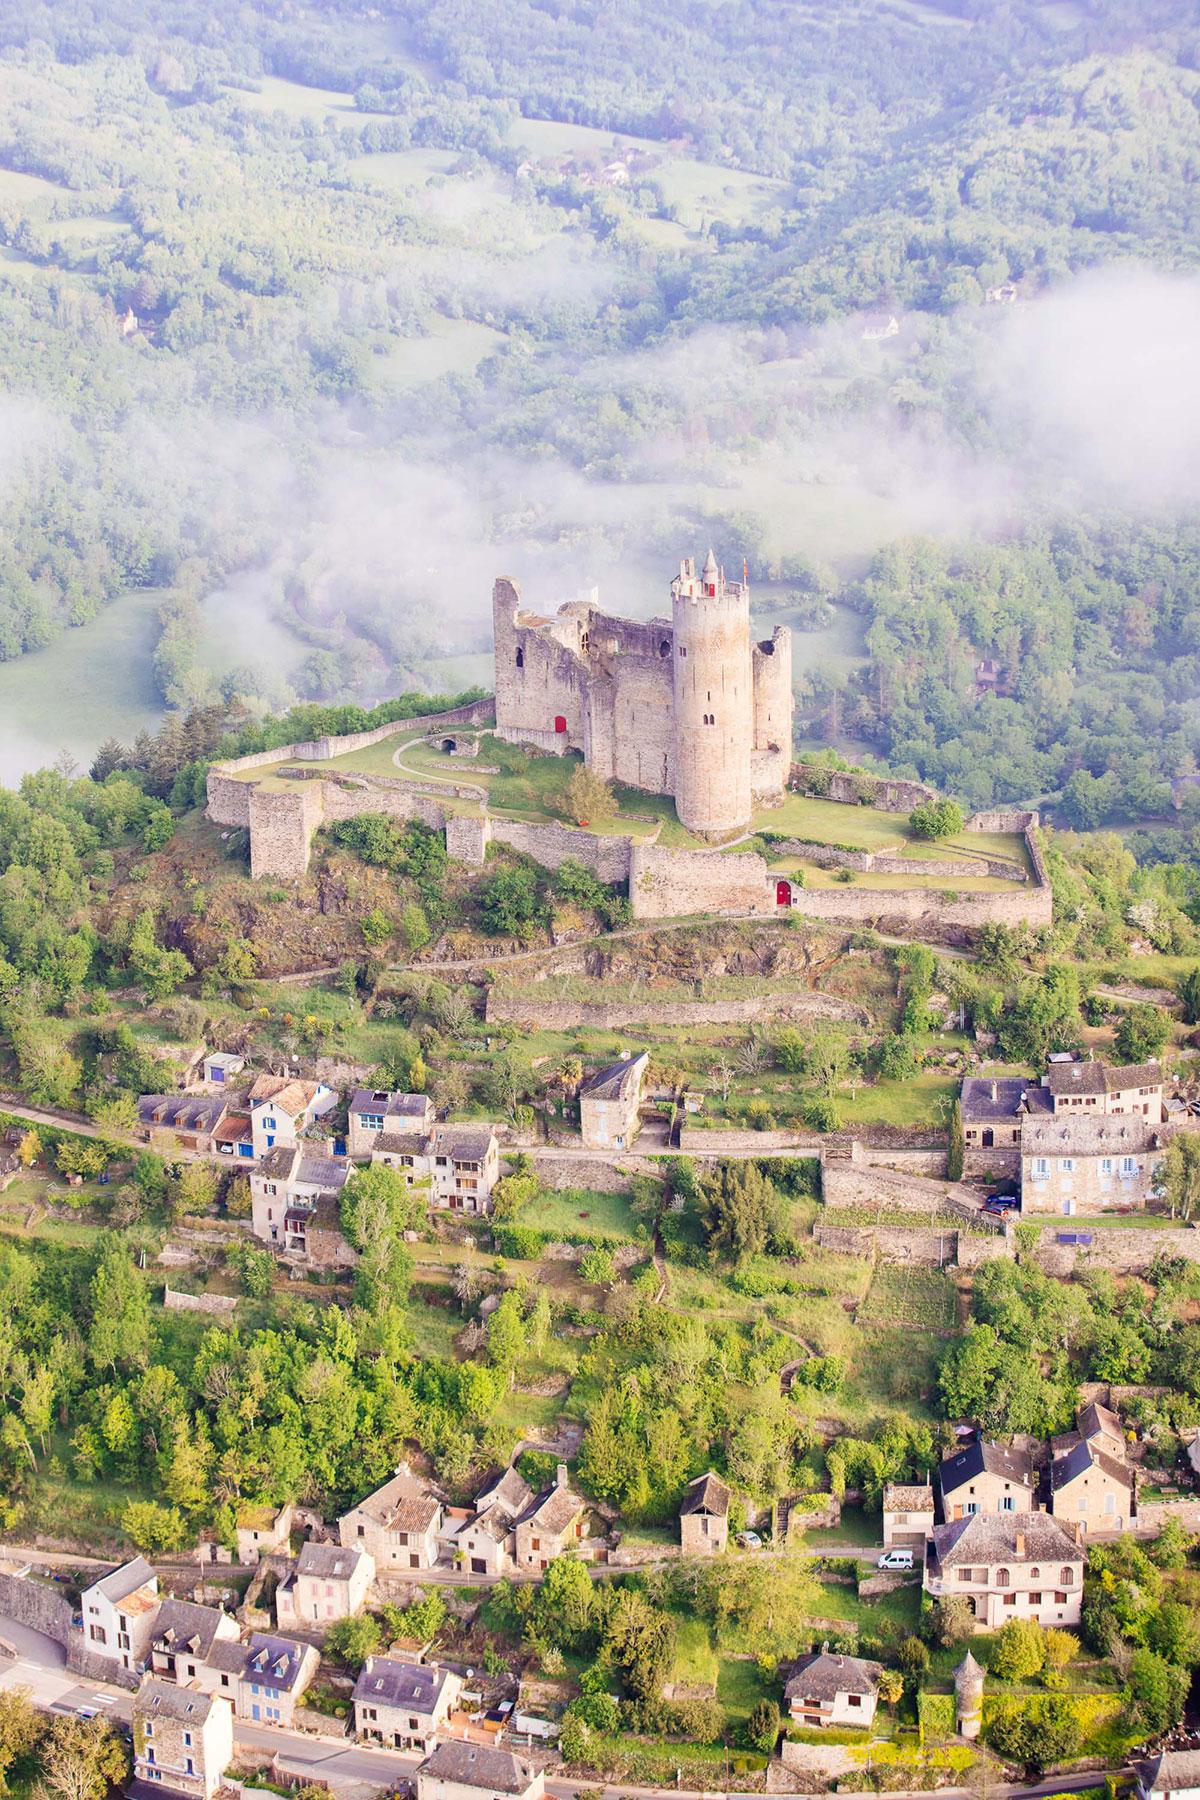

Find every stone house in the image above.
[579,1053,649,1151]
[150,1599,240,1684]
[938,1441,1036,1522]
[348,1089,434,1157]
[132,1677,233,1800]
[370,1122,501,1213]
[236,1501,294,1565]
[882,1482,934,1549]
[1021,1111,1169,1216]
[137,1095,229,1157]
[1042,1056,1165,1122]
[276,1541,374,1626]
[201,1052,245,1090]
[81,1556,160,1672]
[445,1467,534,1577]
[1136,1751,1200,1800]
[353,1655,462,1751]
[860,311,900,341]
[924,1513,1084,1629]
[250,1146,352,1261]
[960,1075,1026,1177]
[247,1074,337,1158]
[679,1471,732,1555]
[417,1740,546,1800]
[1046,1402,1135,1536]
[210,1632,320,1726]
[340,1465,446,1571]
[783,1652,880,1729]
[513,1465,587,1571]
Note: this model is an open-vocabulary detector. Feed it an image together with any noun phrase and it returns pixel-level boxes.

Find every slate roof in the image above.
[352,1656,455,1715]
[296,1542,369,1582]
[295,1154,349,1189]
[418,1741,538,1794]
[680,1472,732,1518]
[375,1131,427,1156]
[134,1677,216,1723]
[1046,1059,1162,1098]
[883,1483,933,1512]
[580,1053,647,1104]
[1079,1400,1125,1448]
[960,1076,1028,1121]
[938,1440,1034,1497]
[476,1467,534,1520]
[1050,1437,1132,1494]
[348,1469,443,1535]
[350,1089,431,1120]
[1137,1751,1200,1796]
[929,1511,1082,1574]
[518,1480,585,1536]
[243,1633,313,1692]
[428,1124,495,1161]
[137,1095,226,1133]
[151,1599,231,1660]
[784,1652,878,1703]
[89,1556,156,1605]
[256,1145,302,1180]
[213,1114,252,1143]
[1022,1115,1166,1154]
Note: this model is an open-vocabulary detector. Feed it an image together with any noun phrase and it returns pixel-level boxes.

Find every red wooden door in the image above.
[776,879,791,906]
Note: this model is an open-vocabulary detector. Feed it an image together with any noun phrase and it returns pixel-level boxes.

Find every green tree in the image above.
[579,1247,616,1285]
[1179,965,1200,1025]
[1156,1134,1200,1220]
[909,798,964,840]
[746,1699,780,1752]
[361,907,393,946]
[932,1594,976,1647]
[990,1618,1046,1681]
[40,1715,129,1800]
[121,1498,188,1554]
[1122,1648,1190,1735]
[986,1699,1080,1774]
[698,1160,784,1260]
[325,1613,381,1670]
[1114,1004,1171,1064]
[947,1097,965,1182]
[478,866,544,938]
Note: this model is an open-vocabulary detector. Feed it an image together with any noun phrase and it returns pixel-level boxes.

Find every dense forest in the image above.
[0,0,1195,817]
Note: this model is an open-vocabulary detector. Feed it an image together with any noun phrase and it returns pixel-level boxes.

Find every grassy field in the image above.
[0,589,164,786]
[378,319,507,389]
[837,1072,956,1129]
[859,1265,958,1331]
[0,166,67,203]
[350,148,464,190]
[794,864,1022,892]
[228,76,364,124]
[529,1186,643,1244]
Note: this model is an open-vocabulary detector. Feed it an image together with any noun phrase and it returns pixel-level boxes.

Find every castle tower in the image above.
[670,550,754,835]
[953,1651,984,1740]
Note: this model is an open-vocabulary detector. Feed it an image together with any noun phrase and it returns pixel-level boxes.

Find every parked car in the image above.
[736,1531,763,1549]
[983,1195,1017,1215]
[878,1548,915,1570]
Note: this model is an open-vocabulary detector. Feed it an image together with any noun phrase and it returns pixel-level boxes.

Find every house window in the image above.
[1120,1156,1137,1177]
[1030,1593,1042,1606]
[1057,1158,1074,1173]
[1100,1158,1113,1176]
[1059,1566,1074,1585]
[848,1695,862,1708]
[999,1496,1014,1511]
[1055,1591,1067,1604]
[1032,1158,1049,1180]
[996,1567,1011,1588]
[1105,1493,1116,1514]
[409,1718,419,1732]
[679,646,687,657]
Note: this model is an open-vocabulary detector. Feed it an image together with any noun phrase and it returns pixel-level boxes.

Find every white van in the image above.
[877,1548,915,1571]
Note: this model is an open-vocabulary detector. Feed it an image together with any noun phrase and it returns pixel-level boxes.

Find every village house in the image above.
[1136,1751,1200,1800]
[275,1541,374,1627]
[417,1740,546,1800]
[513,1465,587,1571]
[783,1652,880,1729]
[370,1122,501,1213]
[150,1599,240,1684]
[206,1633,320,1727]
[247,1073,337,1158]
[1046,1401,1135,1535]
[938,1441,1037,1521]
[960,1075,1026,1176]
[212,1111,255,1163]
[132,1677,233,1800]
[236,1501,294,1565]
[882,1482,935,1549]
[1021,1111,1169,1216]
[924,1513,1084,1629]
[348,1088,434,1157]
[353,1655,462,1752]
[137,1095,228,1157]
[250,1146,352,1263]
[578,1053,648,1151]
[340,1465,446,1571]
[445,1467,534,1577]
[679,1471,732,1555]
[81,1557,160,1672]
[860,311,899,341]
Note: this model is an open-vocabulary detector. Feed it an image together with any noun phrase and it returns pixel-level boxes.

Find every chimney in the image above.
[1015,1532,1025,1556]
[365,1656,374,1674]
[556,1462,568,1489]
[991,1081,997,1102]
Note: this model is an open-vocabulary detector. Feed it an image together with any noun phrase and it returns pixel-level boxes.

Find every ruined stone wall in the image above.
[770,839,1026,881]
[207,773,254,829]
[629,843,772,920]
[300,697,494,762]
[487,988,864,1031]
[676,1126,812,1152]
[488,819,633,884]
[164,1285,239,1315]
[791,765,937,812]
[446,814,492,865]
[792,883,1053,933]
[966,811,1037,833]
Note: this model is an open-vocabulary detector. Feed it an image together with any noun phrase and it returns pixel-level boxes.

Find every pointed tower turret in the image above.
[954,1650,984,1740]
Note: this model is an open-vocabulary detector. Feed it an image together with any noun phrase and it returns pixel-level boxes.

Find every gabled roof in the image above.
[1079,1399,1124,1449]
[256,1145,303,1180]
[350,1089,431,1120]
[137,1095,226,1133]
[960,1076,1028,1121]
[295,1155,349,1189]
[134,1677,216,1723]
[476,1466,534,1521]
[244,1632,313,1692]
[213,1113,252,1143]
[375,1131,427,1156]
[580,1053,648,1104]
[428,1124,496,1161]
[517,1481,585,1536]
[1046,1058,1162,1098]
[938,1440,1034,1497]
[352,1655,455,1714]
[1050,1437,1131,1494]
[418,1741,538,1794]
[151,1599,232,1661]
[784,1652,878,1703]
[346,1468,444,1536]
[87,1556,157,1606]
[930,1511,1082,1573]
[297,1542,370,1582]
[1137,1751,1200,1796]
[680,1472,732,1518]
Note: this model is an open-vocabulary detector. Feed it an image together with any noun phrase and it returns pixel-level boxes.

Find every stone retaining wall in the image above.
[792,882,1053,934]
[530,1155,633,1192]
[164,1285,239,1314]
[489,819,633,883]
[771,839,1026,881]
[486,989,866,1031]
[1030,1227,1200,1277]
[629,842,773,920]
[815,1221,959,1266]
[677,1126,813,1153]
[1136,1498,1200,1533]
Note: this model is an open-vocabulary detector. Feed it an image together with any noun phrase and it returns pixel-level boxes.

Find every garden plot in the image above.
[858,1263,957,1331]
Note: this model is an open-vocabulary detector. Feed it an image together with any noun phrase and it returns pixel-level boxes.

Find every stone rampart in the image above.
[770,840,1026,881]
[487,989,866,1031]
[965,810,1037,833]
[247,784,324,881]
[629,842,772,920]
[792,883,1052,934]
[489,819,633,883]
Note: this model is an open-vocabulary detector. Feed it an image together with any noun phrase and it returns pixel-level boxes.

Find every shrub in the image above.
[802,1095,843,1132]
[990,1618,1046,1681]
[909,798,964,840]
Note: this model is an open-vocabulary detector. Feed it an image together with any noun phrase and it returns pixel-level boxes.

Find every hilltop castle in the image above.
[492,551,793,835]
